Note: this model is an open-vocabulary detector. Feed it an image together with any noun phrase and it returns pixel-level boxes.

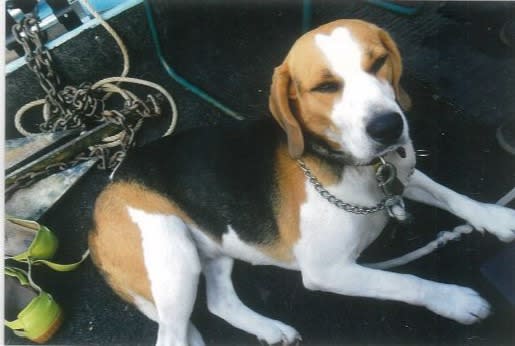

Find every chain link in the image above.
[297,159,387,215]
[9,14,163,194]
[5,153,93,199]
[12,15,63,111]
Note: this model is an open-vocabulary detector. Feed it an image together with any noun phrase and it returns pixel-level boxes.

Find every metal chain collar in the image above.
[297,159,388,215]
[9,13,163,193]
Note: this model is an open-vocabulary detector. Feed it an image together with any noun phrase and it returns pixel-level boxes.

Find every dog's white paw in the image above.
[257,320,301,346]
[425,284,490,324]
[466,203,515,242]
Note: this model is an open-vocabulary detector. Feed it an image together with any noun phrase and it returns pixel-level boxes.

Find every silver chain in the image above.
[12,15,66,119]
[12,15,110,132]
[8,14,163,195]
[297,159,387,215]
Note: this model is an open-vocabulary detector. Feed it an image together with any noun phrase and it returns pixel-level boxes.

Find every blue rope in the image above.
[365,0,421,16]
[143,0,243,120]
[302,0,312,33]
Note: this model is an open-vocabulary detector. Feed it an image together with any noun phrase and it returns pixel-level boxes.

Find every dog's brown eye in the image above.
[312,81,342,93]
[370,55,388,74]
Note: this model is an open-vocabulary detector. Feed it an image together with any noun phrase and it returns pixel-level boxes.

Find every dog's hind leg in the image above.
[128,208,203,346]
[187,323,205,346]
[132,295,205,346]
[203,256,301,345]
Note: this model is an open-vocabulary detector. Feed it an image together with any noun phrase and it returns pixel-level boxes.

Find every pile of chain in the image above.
[10,13,166,191]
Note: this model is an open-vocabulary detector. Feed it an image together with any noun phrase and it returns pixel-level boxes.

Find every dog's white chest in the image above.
[296,166,389,262]
[295,147,415,263]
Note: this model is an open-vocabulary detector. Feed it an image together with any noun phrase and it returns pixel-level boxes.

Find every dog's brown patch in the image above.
[260,145,340,262]
[89,181,193,303]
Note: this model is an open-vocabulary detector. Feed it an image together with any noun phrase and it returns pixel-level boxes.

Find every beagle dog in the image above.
[89,19,515,346]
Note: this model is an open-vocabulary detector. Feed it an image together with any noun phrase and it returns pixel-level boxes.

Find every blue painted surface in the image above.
[7,0,141,74]
[38,0,127,18]
[84,0,127,12]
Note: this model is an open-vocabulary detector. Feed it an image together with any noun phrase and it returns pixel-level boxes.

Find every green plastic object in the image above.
[6,216,90,271]
[5,268,63,344]
[7,217,59,261]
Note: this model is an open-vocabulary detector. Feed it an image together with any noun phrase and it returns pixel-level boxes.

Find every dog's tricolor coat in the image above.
[89,20,515,346]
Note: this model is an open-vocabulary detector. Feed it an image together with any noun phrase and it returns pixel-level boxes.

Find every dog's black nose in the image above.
[366,112,404,145]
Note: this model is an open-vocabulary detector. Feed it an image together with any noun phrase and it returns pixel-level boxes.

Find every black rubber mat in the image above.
[5,1,515,345]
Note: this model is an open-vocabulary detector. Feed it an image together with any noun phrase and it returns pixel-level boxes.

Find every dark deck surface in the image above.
[5,1,515,345]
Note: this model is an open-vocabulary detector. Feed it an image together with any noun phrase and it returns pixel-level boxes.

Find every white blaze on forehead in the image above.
[313,26,405,163]
[315,27,363,79]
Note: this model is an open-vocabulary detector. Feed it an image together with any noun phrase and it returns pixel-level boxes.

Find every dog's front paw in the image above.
[467,203,515,242]
[425,284,490,324]
[257,320,302,346]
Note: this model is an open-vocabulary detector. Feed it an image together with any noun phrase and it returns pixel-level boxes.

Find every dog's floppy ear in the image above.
[269,63,304,158]
[379,29,412,111]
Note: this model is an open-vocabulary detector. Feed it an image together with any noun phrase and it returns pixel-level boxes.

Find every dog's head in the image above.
[270,19,412,164]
